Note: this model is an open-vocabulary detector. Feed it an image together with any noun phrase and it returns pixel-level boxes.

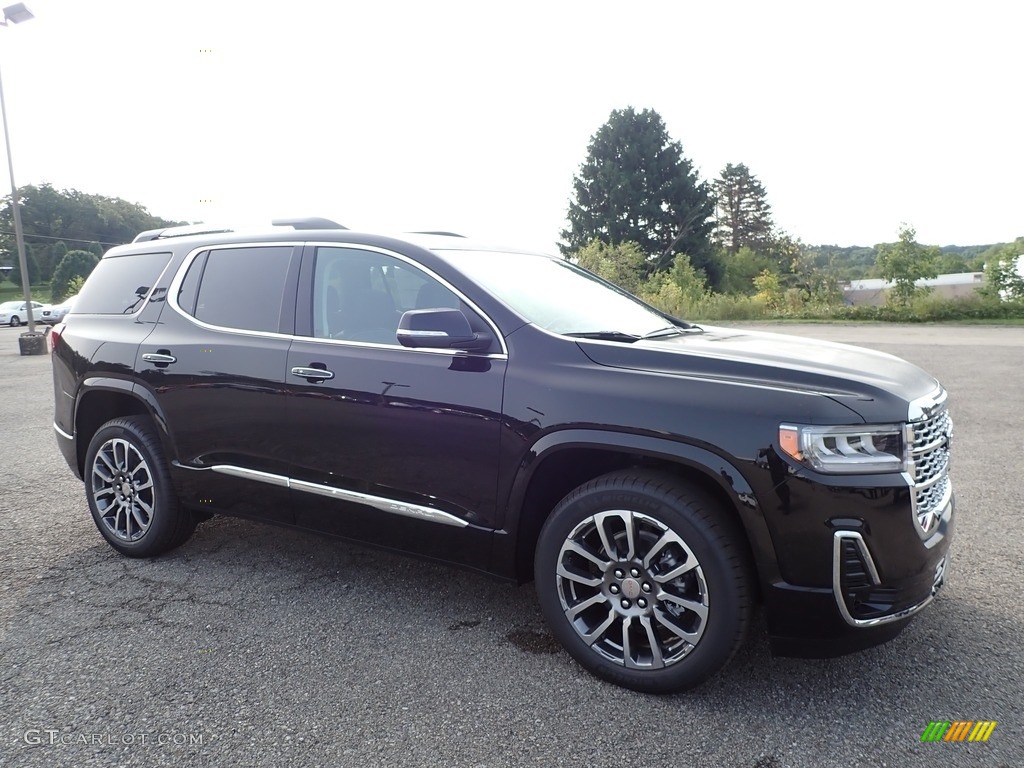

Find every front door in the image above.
[283,244,506,568]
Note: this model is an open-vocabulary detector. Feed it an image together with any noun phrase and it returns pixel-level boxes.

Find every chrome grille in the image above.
[908,397,952,536]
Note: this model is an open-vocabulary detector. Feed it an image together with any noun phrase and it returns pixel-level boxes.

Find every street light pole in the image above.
[0,2,41,354]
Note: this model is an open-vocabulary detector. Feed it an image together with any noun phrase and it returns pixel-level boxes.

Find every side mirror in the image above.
[397,308,491,351]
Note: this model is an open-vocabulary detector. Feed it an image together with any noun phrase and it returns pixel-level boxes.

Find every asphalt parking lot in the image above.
[1,322,1021,768]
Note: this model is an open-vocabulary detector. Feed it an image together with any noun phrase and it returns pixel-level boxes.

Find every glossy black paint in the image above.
[51,228,954,658]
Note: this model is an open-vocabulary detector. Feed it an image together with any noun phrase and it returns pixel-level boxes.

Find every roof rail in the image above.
[132,224,235,243]
[409,231,466,238]
[271,217,347,230]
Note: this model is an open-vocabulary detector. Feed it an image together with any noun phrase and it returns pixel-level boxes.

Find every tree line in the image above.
[560,107,1021,317]
[0,183,179,301]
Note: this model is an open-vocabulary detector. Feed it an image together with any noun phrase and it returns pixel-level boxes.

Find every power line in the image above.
[0,229,124,247]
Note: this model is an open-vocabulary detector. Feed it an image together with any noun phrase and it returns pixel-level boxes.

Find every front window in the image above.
[438,250,677,337]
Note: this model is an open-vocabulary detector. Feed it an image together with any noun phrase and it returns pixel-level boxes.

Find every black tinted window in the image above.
[313,247,459,344]
[192,247,293,332]
[73,252,172,315]
[176,252,207,316]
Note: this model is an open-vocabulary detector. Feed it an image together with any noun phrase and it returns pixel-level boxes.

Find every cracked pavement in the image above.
[1,323,1022,768]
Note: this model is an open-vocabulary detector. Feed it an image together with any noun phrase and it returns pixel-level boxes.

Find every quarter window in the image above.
[73,252,172,315]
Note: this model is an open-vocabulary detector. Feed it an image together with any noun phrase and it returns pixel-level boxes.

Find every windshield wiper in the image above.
[641,324,704,339]
[565,331,641,343]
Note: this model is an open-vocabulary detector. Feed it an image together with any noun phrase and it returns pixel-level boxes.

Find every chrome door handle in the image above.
[142,353,176,365]
[290,366,335,381]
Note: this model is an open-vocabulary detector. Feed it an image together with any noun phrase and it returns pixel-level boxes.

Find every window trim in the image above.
[165,241,509,359]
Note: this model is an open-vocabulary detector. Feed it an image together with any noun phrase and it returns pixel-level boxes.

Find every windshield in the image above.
[439,250,680,337]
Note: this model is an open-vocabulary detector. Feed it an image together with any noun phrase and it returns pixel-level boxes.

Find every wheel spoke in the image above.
[652,559,698,583]
[97,452,118,479]
[621,616,635,668]
[658,593,709,621]
[563,539,612,570]
[580,608,616,646]
[557,562,602,588]
[642,529,682,569]
[130,502,150,530]
[653,608,702,645]
[639,615,665,669]
[566,592,609,620]
[593,512,618,560]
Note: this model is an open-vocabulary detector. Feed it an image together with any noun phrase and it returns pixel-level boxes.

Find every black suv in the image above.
[51,219,954,692]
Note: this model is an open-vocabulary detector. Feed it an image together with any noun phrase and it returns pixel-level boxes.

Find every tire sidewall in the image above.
[535,478,749,693]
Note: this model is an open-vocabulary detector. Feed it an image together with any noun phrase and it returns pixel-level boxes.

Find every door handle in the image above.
[142,352,176,365]
[290,366,335,381]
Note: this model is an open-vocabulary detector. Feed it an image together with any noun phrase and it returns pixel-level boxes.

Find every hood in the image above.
[575,325,940,422]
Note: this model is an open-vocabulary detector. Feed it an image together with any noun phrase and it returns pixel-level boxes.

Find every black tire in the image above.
[84,416,196,557]
[534,470,753,693]
[10,316,20,327]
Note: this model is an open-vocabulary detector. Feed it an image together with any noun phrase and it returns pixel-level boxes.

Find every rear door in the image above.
[136,243,301,524]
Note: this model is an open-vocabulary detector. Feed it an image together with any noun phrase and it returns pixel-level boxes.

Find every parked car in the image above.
[40,295,76,325]
[50,219,954,693]
[0,299,48,327]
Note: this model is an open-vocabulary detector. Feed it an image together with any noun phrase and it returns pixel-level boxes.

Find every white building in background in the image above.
[843,272,986,306]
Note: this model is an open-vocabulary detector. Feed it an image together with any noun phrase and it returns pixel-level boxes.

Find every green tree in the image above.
[713,163,774,255]
[51,250,99,302]
[561,107,717,283]
[8,247,40,287]
[875,225,939,307]
[721,246,773,295]
[638,254,708,319]
[980,238,1024,301]
[573,239,648,294]
[0,183,180,262]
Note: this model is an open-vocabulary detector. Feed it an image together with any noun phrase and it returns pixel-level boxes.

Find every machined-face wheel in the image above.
[557,509,709,669]
[84,416,196,557]
[90,437,156,541]
[535,471,753,693]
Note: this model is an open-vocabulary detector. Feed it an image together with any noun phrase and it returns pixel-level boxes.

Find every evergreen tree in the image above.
[713,163,774,255]
[561,107,717,283]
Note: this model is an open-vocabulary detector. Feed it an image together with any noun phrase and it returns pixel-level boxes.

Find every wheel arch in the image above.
[505,430,768,586]
[74,379,172,476]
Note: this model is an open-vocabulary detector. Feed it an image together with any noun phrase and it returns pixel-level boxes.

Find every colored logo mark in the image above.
[921,721,997,742]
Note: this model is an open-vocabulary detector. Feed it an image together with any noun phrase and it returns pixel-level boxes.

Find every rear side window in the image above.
[73,252,172,315]
[185,246,293,333]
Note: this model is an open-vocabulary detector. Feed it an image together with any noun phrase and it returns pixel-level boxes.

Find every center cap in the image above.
[621,578,641,600]
[121,482,132,496]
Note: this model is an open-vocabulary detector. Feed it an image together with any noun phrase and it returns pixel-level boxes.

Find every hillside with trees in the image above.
[0,183,180,287]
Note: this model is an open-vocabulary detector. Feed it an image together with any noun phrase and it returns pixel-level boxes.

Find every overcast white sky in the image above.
[0,0,1020,252]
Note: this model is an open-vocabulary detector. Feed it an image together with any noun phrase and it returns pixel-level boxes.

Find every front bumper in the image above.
[765,493,954,658]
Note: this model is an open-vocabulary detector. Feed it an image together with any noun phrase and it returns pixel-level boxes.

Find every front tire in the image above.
[84,416,196,557]
[534,470,753,693]
[10,316,20,327]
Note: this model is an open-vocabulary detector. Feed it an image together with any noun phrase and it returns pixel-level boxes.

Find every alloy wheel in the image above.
[90,437,156,541]
[555,509,709,669]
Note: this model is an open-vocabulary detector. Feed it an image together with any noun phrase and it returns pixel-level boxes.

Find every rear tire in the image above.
[84,416,196,557]
[534,470,753,693]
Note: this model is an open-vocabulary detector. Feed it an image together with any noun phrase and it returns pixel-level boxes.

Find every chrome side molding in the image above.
[204,464,467,528]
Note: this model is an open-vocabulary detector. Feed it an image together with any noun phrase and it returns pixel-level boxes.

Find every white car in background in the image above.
[40,295,77,325]
[0,300,49,327]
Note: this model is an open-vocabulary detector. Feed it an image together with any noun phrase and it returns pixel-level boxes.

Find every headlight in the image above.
[779,424,906,474]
